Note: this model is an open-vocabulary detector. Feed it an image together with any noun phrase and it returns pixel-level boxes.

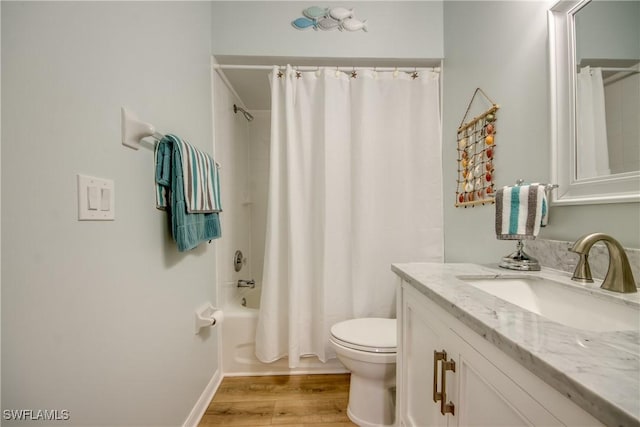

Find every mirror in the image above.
[549,0,640,205]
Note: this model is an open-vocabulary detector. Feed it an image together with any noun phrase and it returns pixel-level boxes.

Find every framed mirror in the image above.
[548,0,640,205]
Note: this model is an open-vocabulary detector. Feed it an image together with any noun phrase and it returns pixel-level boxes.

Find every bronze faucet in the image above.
[569,233,637,293]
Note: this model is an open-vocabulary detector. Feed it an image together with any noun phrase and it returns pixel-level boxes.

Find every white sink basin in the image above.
[457,274,640,332]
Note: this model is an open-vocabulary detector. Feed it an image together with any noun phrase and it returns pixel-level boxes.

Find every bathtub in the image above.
[221,287,348,376]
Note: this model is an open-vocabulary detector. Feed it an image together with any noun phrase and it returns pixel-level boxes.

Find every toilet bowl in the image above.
[329,318,396,427]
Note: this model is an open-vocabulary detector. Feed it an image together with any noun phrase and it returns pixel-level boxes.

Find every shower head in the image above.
[233,104,254,122]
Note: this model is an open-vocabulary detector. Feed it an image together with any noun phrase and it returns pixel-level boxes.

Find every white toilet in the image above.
[329,318,397,427]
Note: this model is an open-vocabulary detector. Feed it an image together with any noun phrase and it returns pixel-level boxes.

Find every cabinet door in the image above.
[450,344,562,427]
[400,285,449,427]
[413,292,563,427]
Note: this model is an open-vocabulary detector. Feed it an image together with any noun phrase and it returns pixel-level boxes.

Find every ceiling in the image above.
[214,55,441,111]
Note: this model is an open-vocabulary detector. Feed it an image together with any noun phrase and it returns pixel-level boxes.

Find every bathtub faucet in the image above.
[237,279,256,289]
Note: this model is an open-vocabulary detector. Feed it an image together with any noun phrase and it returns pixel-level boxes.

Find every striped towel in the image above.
[155,134,222,252]
[155,134,222,213]
[495,184,547,240]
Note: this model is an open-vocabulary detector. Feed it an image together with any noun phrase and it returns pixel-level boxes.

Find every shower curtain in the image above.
[256,65,443,367]
[576,66,610,179]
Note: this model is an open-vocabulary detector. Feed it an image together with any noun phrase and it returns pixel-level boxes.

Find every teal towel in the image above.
[155,135,222,252]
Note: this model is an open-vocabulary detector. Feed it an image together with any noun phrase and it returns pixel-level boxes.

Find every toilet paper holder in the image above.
[195,303,223,334]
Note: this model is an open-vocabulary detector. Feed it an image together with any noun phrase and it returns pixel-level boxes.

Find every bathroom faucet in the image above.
[237,279,256,289]
[569,233,637,293]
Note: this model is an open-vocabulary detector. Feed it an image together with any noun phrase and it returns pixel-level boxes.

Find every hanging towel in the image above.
[156,134,222,213]
[155,134,222,251]
[495,184,547,240]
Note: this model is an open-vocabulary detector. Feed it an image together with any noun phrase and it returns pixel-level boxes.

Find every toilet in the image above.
[329,318,397,427]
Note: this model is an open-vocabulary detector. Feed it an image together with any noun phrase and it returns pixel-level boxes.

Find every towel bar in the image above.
[121,107,164,150]
[514,179,559,220]
[121,108,222,172]
[515,179,558,194]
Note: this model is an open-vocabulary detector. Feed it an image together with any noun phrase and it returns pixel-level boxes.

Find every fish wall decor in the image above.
[341,17,367,32]
[303,6,328,19]
[291,6,368,32]
[291,16,318,30]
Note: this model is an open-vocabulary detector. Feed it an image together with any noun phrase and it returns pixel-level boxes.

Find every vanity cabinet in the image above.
[400,285,457,427]
[397,281,603,427]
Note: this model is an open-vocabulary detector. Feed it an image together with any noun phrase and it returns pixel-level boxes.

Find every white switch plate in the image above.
[77,174,115,221]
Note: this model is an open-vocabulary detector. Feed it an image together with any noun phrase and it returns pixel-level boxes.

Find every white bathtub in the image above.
[221,287,348,376]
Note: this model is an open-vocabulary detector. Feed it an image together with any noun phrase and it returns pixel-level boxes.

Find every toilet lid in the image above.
[330,318,396,353]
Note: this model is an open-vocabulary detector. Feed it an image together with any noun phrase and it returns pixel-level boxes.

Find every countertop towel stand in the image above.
[514,179,559,218]
[498,179,559,271]
[121,107,165,150]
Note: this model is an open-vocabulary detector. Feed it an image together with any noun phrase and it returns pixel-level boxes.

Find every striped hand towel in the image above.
[495,184,547,240]
[155,134,222,252]
[155,134,222,213]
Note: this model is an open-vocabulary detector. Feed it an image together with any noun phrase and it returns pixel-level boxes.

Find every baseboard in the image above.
[182,368,223,427]
[224,367,348,377]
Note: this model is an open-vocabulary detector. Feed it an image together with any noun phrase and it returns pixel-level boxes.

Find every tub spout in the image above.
[237,279,256,289]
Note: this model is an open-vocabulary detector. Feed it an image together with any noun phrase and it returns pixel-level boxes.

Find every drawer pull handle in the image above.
[433,350,446,403]
[440,357,456,415]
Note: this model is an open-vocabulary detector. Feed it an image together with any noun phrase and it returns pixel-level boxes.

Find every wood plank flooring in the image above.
[199,374,357,426]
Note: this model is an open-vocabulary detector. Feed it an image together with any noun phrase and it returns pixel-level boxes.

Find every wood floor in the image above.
[198,374,357,426]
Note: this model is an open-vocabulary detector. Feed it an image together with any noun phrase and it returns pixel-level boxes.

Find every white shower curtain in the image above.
[256,65,443,367]
[576,66,610,179]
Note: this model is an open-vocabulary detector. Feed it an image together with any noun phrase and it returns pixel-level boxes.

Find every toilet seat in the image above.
[330,318,396,354]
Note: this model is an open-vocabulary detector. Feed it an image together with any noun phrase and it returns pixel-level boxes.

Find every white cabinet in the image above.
[400,288,453,426]
[397,280,603,427]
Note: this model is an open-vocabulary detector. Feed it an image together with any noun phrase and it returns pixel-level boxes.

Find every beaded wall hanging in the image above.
[455,88,500,208]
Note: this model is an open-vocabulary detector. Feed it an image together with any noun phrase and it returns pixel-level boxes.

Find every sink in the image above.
[457,274,640,332]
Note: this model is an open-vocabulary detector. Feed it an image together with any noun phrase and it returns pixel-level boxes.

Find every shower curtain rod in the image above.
[581,65,639,73]
[600,66,639,73]
[214,64,440,73]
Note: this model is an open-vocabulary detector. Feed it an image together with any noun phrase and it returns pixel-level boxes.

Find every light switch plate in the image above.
[78,174,115,221]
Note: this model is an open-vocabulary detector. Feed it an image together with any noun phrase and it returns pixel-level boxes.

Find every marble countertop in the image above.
[391,262,640,427]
